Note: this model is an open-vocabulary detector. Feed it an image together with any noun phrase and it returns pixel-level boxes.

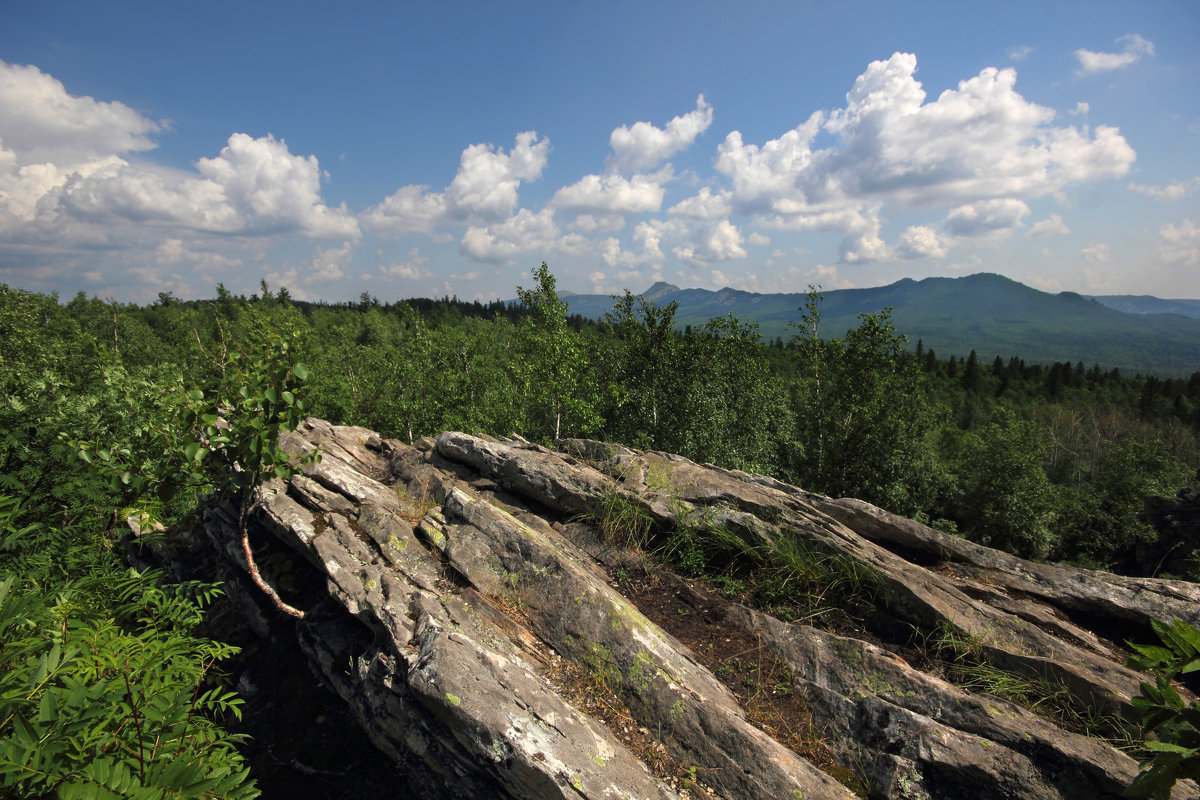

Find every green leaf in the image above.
[186,389,204,402]
[292,363,309,381]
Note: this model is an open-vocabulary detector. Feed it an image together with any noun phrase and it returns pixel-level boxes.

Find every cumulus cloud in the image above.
[714,53,1135,235]
[804,264,855,290]
[667,187,732,220]
[896,225,949,259]
[360,185,447,234]
[307,241,355,281]
[0,62,359,244]
[363,131,548,234]
[609,95,713,173]
[380,246,431,280]
[601,219,677,269]
[672,219,747,267]
[568,213,625,233]
[1157,219,1199,266]
[838,217,892,263]
[459,208,588,263]
[550,170,666,214]
[0,60,161,167]
[1075,34,1155,76]
[747,232,770,246]
[1029,213,1070,237]
[1129,178,1200,201]
[193,134,359,238]
[945,198,1031,237]
[155,238,244,272]
[445,131,549,219]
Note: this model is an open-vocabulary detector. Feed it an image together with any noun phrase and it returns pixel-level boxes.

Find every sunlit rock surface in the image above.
[198,419,1198,800]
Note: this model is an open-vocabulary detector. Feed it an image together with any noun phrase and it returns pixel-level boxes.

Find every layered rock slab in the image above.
[208,419,1196,799]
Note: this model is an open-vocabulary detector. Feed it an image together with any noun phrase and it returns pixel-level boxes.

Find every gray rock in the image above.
[193,420,1196,799]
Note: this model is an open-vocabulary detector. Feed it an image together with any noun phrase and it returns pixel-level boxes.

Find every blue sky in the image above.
[1,1,1198,303]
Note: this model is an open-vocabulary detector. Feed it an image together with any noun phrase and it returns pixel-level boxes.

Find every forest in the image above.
[1,263,1197,798]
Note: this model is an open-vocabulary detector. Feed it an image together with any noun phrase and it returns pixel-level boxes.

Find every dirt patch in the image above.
[614,565,869,797]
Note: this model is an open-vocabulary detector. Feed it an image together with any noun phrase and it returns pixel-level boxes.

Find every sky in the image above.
[1,1,1198,304]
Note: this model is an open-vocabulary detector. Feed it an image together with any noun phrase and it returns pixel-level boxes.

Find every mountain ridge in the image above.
[559,273,1200,375]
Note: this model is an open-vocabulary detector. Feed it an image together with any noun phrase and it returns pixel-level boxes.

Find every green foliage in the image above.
[600,291,681,450]
[584,487,654,550]
[789,288,938,515]
[516,263,602,441]
[76,332,318,522]
[1124,620,1200,799]
[0,572,256,799]
[1056,441,1193,568]
[942,409,1056,558]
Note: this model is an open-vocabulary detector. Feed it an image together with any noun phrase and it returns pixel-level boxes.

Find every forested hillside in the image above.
[559,273,1200,375]
[1,264,1198,797]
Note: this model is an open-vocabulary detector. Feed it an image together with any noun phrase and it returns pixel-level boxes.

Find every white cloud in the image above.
[446,131,549,219]
[1082,242,1111,264]
[154,238,244,272]
[609,95,713,173]
[193,133,360,239]
[945,198,1031,237]
[838,217,892,263]
[1157,219,1200,266]
[362,131,548,233]
[568,213,625,233]
[602,218,689,269]
[360,185,447,234]
[550,170,666,214]
[380,246,431,280]
[307,241,355,281]
[672,219,747,266]
[588,270,607,292]
[1070,102,1089,116]
[667,187,732,220]
[896,225,948,259]
[804,264,855,290]
[748,232,770,246]
[1075,34,1155,76]
[1029,213,1070,237]
[0,60,161,167]
[1129,178,1200,201]
[459,208,588,263]
[714,53,1135,233]
[0,82,359,244]
[1007,45,1033,62]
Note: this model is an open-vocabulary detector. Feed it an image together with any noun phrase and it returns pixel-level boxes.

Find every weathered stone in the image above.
[193,420,1198,799]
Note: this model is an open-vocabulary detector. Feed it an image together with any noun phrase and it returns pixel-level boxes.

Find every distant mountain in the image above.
[1087,295,1200,319]
[560,273,1200,376]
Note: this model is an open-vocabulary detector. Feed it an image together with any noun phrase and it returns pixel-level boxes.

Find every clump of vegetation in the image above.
[583,485,655,550]
[0,572,254,799]
[1124,619,1200,799]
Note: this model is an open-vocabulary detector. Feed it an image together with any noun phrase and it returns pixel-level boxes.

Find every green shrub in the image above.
[1125,619,1200,799]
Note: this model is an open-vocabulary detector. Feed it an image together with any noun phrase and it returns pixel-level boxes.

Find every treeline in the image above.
[5,267,1198,572]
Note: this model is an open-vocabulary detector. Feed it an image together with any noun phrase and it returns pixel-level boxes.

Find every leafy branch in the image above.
[1124,619,1200,799]
[72,333,319,618]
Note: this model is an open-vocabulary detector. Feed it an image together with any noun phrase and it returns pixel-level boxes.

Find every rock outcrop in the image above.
[195,419,1198,800]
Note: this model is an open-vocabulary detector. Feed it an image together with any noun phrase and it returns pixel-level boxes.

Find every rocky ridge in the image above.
[194,418,1199,799]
